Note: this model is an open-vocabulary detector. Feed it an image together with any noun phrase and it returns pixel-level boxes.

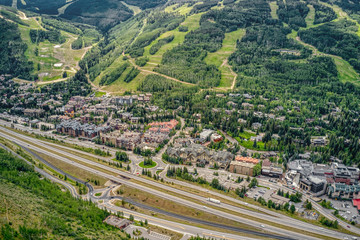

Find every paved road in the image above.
[0,143,80,198]
[1,143,258,240]
[0,127,355,240]
[91,187,292,240]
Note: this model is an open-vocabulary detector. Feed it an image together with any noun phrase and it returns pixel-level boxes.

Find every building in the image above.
[234,156,259,165]
[262,166,283,178]
[111,96,133,105]
[23,109,45,117]
[328,183,360,200]
[229,161,255,176]
[166,143,234,168]
[299,176,326,195]
[199,129,214,141]
[100,131,141,151]
[148,119,178,132]
[56,120,110,139]
[211,133,223,142]
[252,122,262,130]
[352,199,360,212]
[242,102,254,109]
[103,215,131,229]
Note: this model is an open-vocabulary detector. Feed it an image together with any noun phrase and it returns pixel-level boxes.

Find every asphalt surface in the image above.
[0,142,269,240]
[0,128,317,240]
[0,124,359,239]
[0,143,80,197]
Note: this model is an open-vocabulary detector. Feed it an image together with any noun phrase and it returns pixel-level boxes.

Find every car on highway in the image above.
[260,225,265,228]
[347,225,351,228]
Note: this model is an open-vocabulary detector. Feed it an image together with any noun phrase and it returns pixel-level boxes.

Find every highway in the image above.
[0,143,80,198]
[0,129,308,239]
[0,142,273,240]
[1,142,260,240]
[0,126,357,239]
[91,188,292,240]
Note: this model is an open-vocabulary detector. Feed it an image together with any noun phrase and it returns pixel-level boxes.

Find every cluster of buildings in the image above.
[98,119,179,151]
[166,143,234,168]
[148,119,178,134]
[287,158,360,198]
[56,120,111,139]
[228,156,283,177]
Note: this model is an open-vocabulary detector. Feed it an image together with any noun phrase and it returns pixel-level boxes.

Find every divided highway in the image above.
[0,126,358,239]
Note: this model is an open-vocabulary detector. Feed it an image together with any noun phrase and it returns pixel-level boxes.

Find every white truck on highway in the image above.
[207,198,221,204]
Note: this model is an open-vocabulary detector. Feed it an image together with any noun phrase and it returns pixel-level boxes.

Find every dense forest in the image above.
[299,19,360,72]
[312,2,337,24]
[0,18,34,80]
[62,0,133,30]
[277,0,309,30]
[29,29,65,44]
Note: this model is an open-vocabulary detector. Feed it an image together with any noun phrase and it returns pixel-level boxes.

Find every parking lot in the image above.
[324,197,359,224]
[246,186,272,200]
[192,167,249,189]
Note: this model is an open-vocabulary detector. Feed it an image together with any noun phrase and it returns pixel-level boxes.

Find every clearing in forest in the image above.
[284,3,360,85]
[305,4,315,28]
[164,3,194,15]
[205,28,246,89]
[269,1,279,19]
[142,13,204,70]
[13,13,89,82]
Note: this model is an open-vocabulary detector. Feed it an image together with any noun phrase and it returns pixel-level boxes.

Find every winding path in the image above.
[125,52,196,86]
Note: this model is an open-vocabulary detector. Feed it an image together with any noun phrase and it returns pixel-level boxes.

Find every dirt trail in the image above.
[124,52,196,86]
[296,36,342,60]
[220,59,237,90]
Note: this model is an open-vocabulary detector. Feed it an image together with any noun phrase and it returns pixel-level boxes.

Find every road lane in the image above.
[0,126,357,239]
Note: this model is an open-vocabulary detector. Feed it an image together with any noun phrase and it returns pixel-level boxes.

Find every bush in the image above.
[123,67,140,83]
[135,57,149,67]
[178,25,188,32]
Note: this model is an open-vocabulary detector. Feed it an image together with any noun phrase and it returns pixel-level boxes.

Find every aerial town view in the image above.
[0,0,360,240]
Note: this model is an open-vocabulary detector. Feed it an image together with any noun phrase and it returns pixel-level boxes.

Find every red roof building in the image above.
[235,156,259,164]
[353,199,360,211]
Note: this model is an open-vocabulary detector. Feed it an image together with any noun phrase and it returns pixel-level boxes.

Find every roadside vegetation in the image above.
[0,148,128,239]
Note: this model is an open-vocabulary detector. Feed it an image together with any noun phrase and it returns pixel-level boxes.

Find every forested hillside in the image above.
[0,0,167,30]
[0,6,102,82]
[0,148,128,239]
[0,0,360,164]
[0,18,34,79]
[78,0,360,165]
[78,0,360,91]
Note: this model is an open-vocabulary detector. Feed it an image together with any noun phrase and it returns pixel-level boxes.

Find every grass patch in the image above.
[121,1,141,15]
[205,28,245,88]
[205,28,245,67]
[164,3,196,15]
[333,56,360,85]
[95,91,106,97]
[139,160,157,168]
[237,130,256,139]
[269,2,279,19]
[148,224,183,240]
[115,185,273,237]
[0,179,125,239]
[142,13,203,70]
[16,17,88,82]
[305,4,315,28]
[33,150,108,187]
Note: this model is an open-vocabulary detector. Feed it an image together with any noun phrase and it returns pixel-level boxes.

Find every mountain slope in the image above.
[78,0,360,94]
